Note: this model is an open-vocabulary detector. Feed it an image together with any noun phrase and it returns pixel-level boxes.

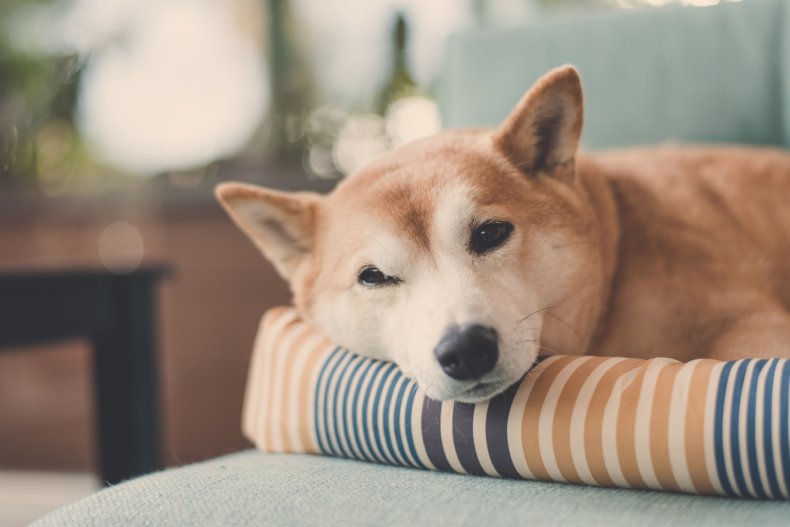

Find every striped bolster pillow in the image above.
[242,306,790,499]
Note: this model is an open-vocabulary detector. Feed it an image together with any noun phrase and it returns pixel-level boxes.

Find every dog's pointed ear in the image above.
[492,65,584,183]
[215,182,320,280]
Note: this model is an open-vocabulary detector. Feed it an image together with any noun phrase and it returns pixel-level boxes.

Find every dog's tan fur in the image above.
[217,66,790,400]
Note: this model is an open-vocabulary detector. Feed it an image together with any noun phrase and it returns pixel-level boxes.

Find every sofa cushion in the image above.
[442,0,790,149]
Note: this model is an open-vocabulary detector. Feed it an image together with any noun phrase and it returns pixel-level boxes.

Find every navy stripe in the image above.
[452,402,486,475]
[745,360,768,498]
[339,357,366,460]
[779,360,790,496]
[729,360,750,496]
[329,354,356,458]
[359,361,387,463]
[370,364,397,464]
[422,396,452,471]
[314,348,342,454]
[403,384,427,469]
[714,360,736,496]
[486,383,520,478]
[391,378,413,467]
[761,359,782,498]
[350,357,376,461]
[381,372,406,465]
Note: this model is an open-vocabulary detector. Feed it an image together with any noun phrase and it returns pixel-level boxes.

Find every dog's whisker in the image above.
[519,305,560,323]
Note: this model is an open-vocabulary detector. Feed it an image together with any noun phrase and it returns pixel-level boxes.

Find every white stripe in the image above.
[364,364,390,464]
[341,357,368,460]
[667,360,697,493]
[386,376,410,466]
[314,348,342,451]
[634,357,675,490]
[267,324,310,452]
[507,358,563,479]
[771,361,788,497]
[538,356,593,482]
[753,359,774,498]
[376,367,400,464]
[737,361,758,497]
[352,360,380,462]
[570,358,627,486]
[397,383,418,467]
[440,402,467,474]
[331,355,358,458]
[410,390,436,470]
[305,342,335,453]
[472,400,500,477]
[285,332,322,452]
[703,362,726,495]
[256,315,298,450]
[251,311,295,449]
[721,361,742,497]
[241,316,272,442]
[321,351,350,455]
[601,368,634,488]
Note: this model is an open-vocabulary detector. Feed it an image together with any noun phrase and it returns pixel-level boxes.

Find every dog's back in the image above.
[584,145,790,361]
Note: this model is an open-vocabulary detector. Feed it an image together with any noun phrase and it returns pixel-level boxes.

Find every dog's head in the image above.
[217,66,604,402]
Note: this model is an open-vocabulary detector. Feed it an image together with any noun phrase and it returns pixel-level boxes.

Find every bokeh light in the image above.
[98,221,144,274]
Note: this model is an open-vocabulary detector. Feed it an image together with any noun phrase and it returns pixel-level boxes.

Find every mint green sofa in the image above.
[35,1,790,525]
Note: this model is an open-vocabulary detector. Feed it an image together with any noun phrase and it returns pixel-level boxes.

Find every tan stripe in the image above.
[277,329,315,452]
[649,364,681,491]
[552,356,608,483]
[521,356,578,479]
[251,308,295,448]
[615,362,652,488]
[684,359,718,495]
[298,334,334,453]
[583,359,643,487]
[261,315,301,449]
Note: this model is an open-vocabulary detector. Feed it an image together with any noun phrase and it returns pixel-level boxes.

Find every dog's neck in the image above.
[538,154,621,357]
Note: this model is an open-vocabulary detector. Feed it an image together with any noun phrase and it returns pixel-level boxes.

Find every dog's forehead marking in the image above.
[433,183,475,252]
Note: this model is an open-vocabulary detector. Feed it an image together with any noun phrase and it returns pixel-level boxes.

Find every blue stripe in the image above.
[745,360,768,498]
[761,359,782,498]
[330,354,356,458]
[359,361,387,463]
[391,377,412,467]
[349,357,376,461]
[779,360,790,496]
[314,348,342,454]
[729,360,750,496]
[714,361,736,496]
[339,357,366,460]
[370,364,397,464]
[381,372,406,465]
[403,384,427,469]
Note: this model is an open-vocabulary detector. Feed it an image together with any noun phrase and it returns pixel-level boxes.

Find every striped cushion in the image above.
[242,307,790,499]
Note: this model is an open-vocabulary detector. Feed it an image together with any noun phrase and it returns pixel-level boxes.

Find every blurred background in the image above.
[0,0,740,523]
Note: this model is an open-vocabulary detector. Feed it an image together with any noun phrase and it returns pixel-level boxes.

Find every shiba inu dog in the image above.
[216,66,790,403]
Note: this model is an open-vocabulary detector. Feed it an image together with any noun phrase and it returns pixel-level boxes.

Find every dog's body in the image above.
[218,67,790,402]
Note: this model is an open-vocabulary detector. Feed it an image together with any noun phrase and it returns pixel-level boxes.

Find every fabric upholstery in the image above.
[33,450,790,527]
[243,307,790,499]
[441,0,790,149]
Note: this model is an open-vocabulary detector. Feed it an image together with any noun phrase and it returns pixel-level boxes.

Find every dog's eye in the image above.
[358,266,401,287]
[470,221,514,255]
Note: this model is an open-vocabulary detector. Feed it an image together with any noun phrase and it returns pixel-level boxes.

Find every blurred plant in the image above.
[0,0,84,190]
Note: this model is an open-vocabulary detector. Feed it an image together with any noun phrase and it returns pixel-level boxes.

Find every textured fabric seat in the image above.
[32,450,790,527]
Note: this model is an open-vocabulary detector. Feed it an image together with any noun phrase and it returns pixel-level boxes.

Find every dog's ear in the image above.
[215,182,320,281]
[492,65,584,183]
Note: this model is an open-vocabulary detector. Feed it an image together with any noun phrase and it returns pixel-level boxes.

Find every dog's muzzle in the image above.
[433,324,498,381]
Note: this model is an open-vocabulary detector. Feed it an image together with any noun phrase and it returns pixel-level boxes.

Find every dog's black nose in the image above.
[434,324,498,381]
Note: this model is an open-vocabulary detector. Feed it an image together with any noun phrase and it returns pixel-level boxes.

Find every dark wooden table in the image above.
[0,266,168,485]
